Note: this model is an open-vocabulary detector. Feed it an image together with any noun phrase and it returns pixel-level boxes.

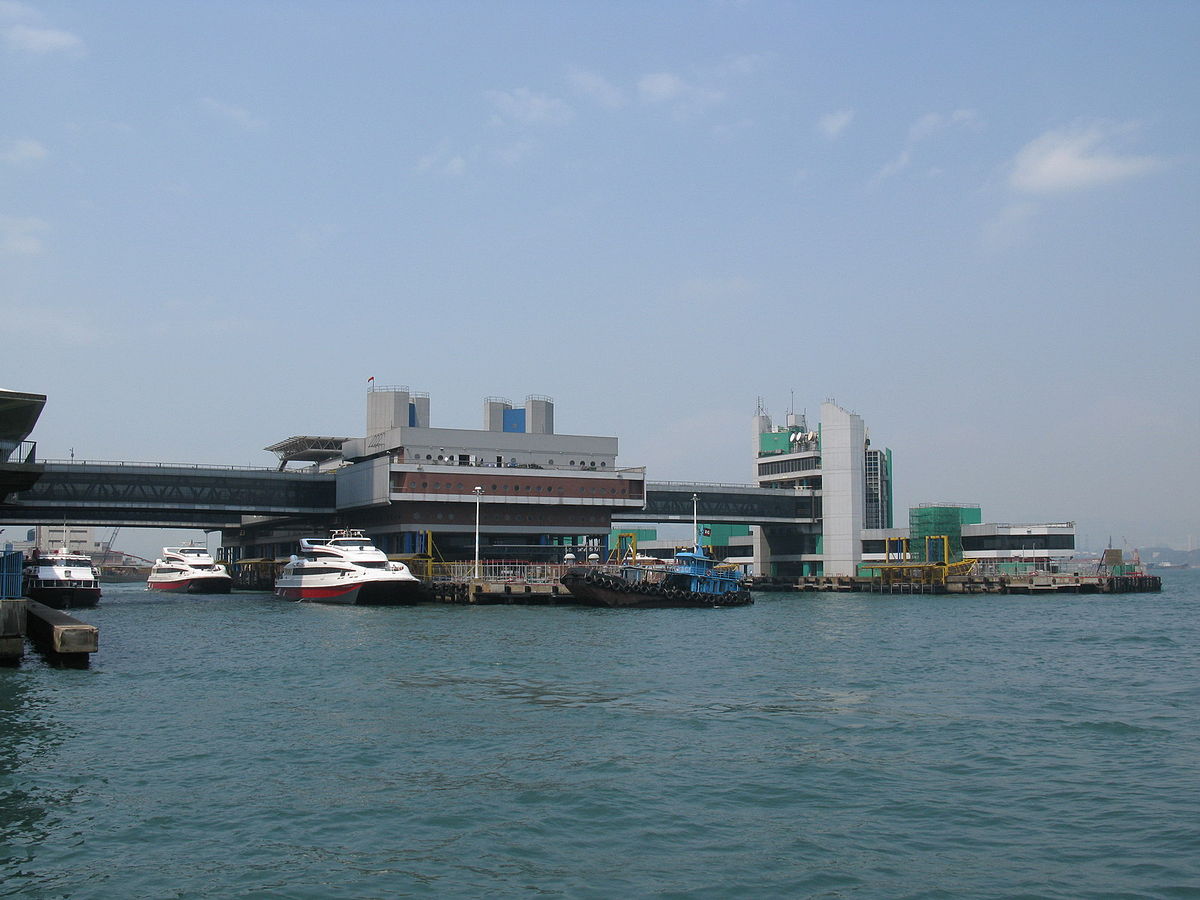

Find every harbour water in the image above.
[2,572,1198,898]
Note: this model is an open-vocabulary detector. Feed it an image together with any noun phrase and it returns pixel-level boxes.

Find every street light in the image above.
[473,486,484,579]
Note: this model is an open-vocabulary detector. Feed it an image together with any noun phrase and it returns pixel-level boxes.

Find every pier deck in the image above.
[748,572,1162,595]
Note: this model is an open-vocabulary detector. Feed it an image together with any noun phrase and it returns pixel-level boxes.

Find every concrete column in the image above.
[820,402,865,576]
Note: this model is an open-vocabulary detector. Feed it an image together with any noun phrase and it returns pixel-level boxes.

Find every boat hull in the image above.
[561,570,752,609]
[147,576,232,594]
[25,585,102,610]
[274,577,425,606]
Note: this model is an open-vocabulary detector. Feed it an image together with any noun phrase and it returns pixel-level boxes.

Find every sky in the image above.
[2,0,1198,559]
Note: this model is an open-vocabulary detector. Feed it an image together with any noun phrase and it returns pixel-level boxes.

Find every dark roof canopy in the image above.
[264,435,349,464]
[0,388,47,446]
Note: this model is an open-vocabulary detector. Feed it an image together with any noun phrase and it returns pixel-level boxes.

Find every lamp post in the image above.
[473,486,484,580]
[692,493,699,551]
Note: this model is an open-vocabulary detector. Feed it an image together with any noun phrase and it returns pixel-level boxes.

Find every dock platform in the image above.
[425,579,576,605]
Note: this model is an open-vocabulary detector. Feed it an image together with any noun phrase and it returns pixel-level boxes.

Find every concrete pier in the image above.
[425,578,575,605]
[24,601,98,665]
[1,597,26,663]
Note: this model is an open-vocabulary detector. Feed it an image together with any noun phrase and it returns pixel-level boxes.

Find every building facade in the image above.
[228,386,646,562]
[750,401,1073,577]
[752,401,894,577]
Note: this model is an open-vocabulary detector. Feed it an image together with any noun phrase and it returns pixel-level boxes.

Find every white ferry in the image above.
[23,548,102,609]
[274,529,423,605]
[147,545,233,594]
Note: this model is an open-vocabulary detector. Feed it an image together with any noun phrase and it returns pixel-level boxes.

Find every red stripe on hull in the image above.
[275,584,360,602]
[149,576,232,594]
[148,580,191,592]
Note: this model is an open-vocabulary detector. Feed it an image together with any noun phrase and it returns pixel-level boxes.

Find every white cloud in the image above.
[200,97,265,131]
[908,108,979,142]
[416,143,467,176]
[0,1,84,53]
[568,68,624,109]
[875,149,912,182]
[485,88,572,126]
[495,139,537,166]
[0,2,37,21]
[1009,122,1161,194]
[0,215,48,254]
[638,72,687,104]
[980,201,1040,252]
[1,137,46,164]
[875,108,981,181]
[817,109,854,140]
[638,71,726,118]
[715,53,768,77]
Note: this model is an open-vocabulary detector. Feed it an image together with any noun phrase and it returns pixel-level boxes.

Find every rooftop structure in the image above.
[264,436,350,470]
[229,385,646,563]
[752,400,893,577]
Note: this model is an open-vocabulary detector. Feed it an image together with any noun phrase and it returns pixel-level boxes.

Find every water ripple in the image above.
[1,579,1198,897]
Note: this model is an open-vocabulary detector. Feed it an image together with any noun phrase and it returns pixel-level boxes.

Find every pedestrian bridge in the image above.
[1,461,817,529]
[1,461,337,528]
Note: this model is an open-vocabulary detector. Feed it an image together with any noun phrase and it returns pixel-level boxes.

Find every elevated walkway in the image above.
[3,469,810,529]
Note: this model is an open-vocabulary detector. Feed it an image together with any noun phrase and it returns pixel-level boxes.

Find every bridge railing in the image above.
[40,458,327,473]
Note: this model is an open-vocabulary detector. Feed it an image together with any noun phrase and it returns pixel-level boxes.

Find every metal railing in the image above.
[394,457,645,475]
[4,441,37,464]
[39,458,326,474]
[427,561,572,583]
[0,550,22,599]
[650,479,778,491]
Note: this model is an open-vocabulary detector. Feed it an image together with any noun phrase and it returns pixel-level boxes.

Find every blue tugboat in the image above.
[561,495,752,608]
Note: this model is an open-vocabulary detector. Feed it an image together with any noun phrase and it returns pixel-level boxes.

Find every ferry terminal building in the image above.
[223,388,1074,577]
[224,387,647,564]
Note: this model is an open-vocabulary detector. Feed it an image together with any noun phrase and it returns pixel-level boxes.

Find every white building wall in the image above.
[820,402,865,576]
[335,456,393,509]
[368,389,410,437]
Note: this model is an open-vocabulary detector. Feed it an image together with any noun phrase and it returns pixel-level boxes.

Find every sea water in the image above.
[2,572,1197,898]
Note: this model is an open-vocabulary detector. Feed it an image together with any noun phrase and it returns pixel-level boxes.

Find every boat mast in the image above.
[692,493,700,554]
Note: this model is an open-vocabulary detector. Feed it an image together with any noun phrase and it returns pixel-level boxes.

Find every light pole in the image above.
[473,486,484,579]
